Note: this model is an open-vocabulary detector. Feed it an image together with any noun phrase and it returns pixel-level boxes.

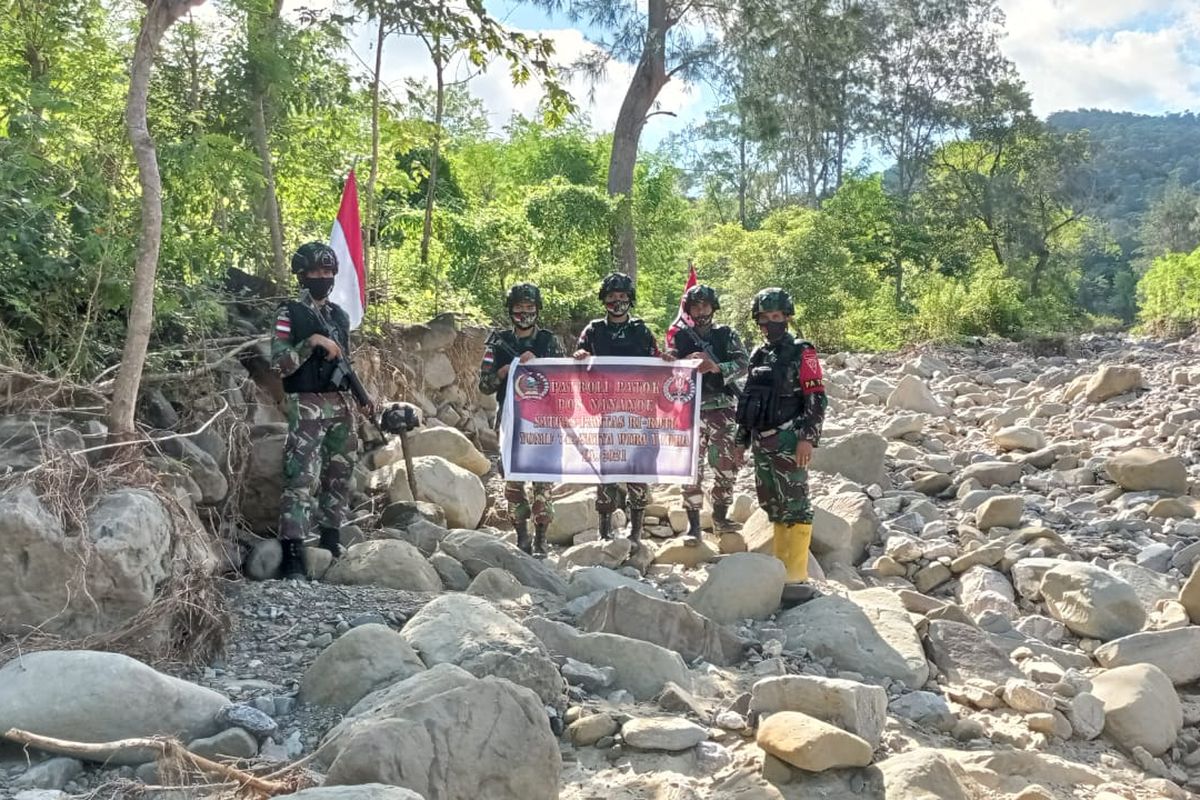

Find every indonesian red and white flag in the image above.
[665,262,698,350]
[328,169,366,329]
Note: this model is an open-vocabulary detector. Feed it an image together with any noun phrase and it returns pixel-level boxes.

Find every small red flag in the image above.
[665,262,698,350]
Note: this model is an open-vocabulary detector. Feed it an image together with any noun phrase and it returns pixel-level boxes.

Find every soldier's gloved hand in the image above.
[519,351,536,364]
[308,334,342,361]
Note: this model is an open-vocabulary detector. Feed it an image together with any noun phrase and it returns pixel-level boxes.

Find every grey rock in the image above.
[301,624,427,710]
[429,551,470,591]
[889,691,955,731]
[438,529,567,595]
[217,703,278,737]
[14,758,82,791]
[686,553,785,624]
[580,587,745,666]
[401,594,564,707]
[526,616,690,700]
[187,728,259,760]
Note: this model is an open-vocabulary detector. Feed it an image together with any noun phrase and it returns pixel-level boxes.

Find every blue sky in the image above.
[201,1,1200,144]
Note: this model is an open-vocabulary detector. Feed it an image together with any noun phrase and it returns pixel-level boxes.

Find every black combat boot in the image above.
[515,520,532,555]
[684,509,702,546]
[598,513,613,541]
[279,539,308,581]
[712,503,737,533]
[318,526,341,558]
[533,524,548,559]
[628,508,645,553]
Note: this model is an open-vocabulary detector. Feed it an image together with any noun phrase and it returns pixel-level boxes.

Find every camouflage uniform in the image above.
[575,316,661,515]
[478,327,562,529]
[737,332,827,525]
[272,290,358,542]
[671,325,749,512]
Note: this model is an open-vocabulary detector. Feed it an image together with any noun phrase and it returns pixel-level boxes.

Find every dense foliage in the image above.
[1,0,1198,382]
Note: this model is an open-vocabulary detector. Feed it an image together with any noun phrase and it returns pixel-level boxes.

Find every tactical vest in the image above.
[586,318,656,357]
[674,325,737,398]
[492,328,557,409]
[280,300,351,394]
[736,335,809,433]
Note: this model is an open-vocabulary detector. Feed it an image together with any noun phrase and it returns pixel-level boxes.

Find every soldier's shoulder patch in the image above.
[800,346,824,391]
[274,307,292,340]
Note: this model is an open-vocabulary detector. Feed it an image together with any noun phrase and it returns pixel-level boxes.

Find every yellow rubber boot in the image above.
[786,523,813,582]
[771,522,792,575]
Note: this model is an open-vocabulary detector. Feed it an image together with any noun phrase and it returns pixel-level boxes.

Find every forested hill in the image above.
[1049,109,1200,237]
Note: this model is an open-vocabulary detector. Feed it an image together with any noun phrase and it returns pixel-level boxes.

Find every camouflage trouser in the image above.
[505,482,555,527]
[595,483,649,514]
[751,426,812,524]
[683,406,743,510]
[278,394,358,541]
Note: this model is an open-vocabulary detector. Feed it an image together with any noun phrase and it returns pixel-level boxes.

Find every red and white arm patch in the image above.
[274,310,292,341]
[481,346,495,366]
[799,347,825,394]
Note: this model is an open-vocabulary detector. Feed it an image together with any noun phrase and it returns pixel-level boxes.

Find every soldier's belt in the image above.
[755,419,796,438]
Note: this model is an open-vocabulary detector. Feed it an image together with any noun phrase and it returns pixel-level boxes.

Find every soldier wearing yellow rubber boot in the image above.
[735,288,827,604]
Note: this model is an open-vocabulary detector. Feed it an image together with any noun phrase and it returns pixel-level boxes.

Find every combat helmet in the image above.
[683,283,720,313]
[598,272,636,305]
[751,287,795,317]
[506,282,543,311]
[291,241,338,275]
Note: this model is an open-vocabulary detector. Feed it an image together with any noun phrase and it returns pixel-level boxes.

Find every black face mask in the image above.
[691,314,713,329]
[759,320,789,343]
[303,276,335,300]
[510,310,538,330]
[606,300,631,318]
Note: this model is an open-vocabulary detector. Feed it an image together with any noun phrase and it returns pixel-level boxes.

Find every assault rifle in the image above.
[311,314,421,498]
[674,325,743,400]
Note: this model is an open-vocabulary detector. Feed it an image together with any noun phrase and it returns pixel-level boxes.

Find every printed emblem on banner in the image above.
[662,373,696,403]
[514,369,550,400]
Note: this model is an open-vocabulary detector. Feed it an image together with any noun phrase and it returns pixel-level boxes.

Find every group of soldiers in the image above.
[271,242,827,599]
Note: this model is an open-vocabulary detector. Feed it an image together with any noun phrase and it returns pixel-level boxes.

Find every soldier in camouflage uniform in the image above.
[735,288,827,599]
[272,242,361,579]
[478,283,562,557]
[667,284,749,543]
[573,272,674,552]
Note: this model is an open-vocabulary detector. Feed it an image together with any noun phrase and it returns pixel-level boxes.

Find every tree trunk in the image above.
[108,0,205,442]
[364,13,387,281]
[419,45,444,267]
[606,0,672,279]
[248,0,286,284]
[249,96,286,283]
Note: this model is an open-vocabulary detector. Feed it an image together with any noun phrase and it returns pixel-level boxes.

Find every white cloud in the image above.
[998,0,1200,115]
[375,26,699,135]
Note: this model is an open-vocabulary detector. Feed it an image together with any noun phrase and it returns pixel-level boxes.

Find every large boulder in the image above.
[317,665,559,800]
[1105,449,1188,495]
[756,711,874,772]
[621,717,708,752]
[1085,365,1142,403]
[992,426,1046,453]
[1040,563,1146,641]
[778,590,928,689]
[393,426,490,477]
[886,375,949,416]
[812,493,880,567]
[437,529,568,595]
[686,553,785,624]
[160,436,228,505]
[0,487,173,639]
[1089,664,1181,756]
[400,594,564,707]
[525,616,690,700]
[300,624,427,710]
[387,456,486,529]
[579,587,744,666]
[240,426,286,533]
[0,651,228,764]
[923,620,1021,684]
[1093,628,1200,686]
[750,676,887,747]
[1181,561,1200,624]
[957,461,1022,488]
[974,495,1024,531]
[566,566,661,601]
[543,491,596,545]
[324,540,443,593]
[871,750,973,800]
[809,433,888,488]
